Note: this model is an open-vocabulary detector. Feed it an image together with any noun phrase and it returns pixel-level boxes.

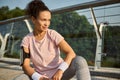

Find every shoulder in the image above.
[21,32,33,48]
[47,29,64,45]
[47,29,56,33]
[47,29,59,35]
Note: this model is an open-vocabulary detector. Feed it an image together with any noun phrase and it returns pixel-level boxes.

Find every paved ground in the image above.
[0,58,120,80]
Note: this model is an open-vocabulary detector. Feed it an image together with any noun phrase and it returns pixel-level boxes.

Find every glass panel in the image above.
[50,11,96,66]
[103,26,120,68]
[0,3,119,68]
[0,20,29,58]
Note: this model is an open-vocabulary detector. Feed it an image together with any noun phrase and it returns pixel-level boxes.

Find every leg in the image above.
[13,74,31,80]
[61,57,76,80]
[62,56,91,80]
[75,56,91,80]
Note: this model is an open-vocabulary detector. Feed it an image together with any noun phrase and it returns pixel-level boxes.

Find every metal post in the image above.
[0,33,10,58]
[90,7,108,69]
[90,8,101,39]
[24,19,33,32]
[90,7,102,70]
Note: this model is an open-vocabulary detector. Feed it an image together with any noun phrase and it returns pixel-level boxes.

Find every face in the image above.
[32,11,51,32]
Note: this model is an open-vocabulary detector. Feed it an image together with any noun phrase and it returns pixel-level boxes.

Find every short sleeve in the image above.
[20,36,29,49]
[50,30,64,45]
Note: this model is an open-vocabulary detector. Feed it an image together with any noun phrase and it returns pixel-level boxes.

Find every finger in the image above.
[42,74,49,78]
[53,76,58,80]
[53,76,61,80]
[43,77,50,80]
[52,76,56,80]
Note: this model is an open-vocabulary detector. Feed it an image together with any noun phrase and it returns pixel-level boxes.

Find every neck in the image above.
[33,30,46,37]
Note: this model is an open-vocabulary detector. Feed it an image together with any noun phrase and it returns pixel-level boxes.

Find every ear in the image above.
[31,16,36,24]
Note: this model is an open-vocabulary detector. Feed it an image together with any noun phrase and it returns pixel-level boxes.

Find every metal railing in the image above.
[0,0,120,69]
[0,0,120,25]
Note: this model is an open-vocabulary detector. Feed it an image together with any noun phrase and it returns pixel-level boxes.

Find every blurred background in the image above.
[0,0,120,80]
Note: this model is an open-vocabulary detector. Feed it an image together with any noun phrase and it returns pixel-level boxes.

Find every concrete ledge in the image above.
[0,58,120,80]
[89,66,120,79]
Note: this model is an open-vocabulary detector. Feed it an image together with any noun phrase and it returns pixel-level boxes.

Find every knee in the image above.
[74,56,88,67]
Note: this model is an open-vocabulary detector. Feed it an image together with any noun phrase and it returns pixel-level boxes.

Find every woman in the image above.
[21,0,91,80]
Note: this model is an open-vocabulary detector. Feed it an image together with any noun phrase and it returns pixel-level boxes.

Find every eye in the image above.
[37,18,45,21]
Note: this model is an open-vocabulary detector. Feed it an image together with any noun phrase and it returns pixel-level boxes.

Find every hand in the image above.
[40,74,50,80]
[52,69,63,80]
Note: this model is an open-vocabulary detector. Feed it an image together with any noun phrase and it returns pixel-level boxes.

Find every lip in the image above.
[43,26,48,29]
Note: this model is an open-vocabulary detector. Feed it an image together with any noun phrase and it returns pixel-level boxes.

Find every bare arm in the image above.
[22,47,50,80]
[22,47,35,76]
[58,39,76,65]
[52,39,76,80]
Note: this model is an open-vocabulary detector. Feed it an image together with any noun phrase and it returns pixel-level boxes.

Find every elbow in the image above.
[73,52,76,58]
[68,50,76,59]
[22,64,27,71]
[22,63,29,70]
[22,63,29,69]
[22,64,30,74]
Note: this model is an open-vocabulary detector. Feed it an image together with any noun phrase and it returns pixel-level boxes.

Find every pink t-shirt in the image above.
[21,29,64,78]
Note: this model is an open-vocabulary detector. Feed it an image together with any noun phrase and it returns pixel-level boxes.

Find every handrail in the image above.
[0,16,29,25]
[51,0,120,14]
[0,0,120,25]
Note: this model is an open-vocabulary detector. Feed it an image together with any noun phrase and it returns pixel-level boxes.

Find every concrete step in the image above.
[0,58,120,80]
[89,66,120,79]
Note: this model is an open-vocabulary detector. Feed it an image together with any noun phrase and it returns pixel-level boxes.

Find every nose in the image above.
[45,21,50,26]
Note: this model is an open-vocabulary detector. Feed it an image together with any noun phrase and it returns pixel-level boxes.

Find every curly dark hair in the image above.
[26,0,50,19]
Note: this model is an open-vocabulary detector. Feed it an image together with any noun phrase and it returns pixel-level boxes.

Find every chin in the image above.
[42,29,48,32]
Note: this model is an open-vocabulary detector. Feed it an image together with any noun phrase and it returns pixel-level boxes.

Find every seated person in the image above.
[20,0,91,80]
